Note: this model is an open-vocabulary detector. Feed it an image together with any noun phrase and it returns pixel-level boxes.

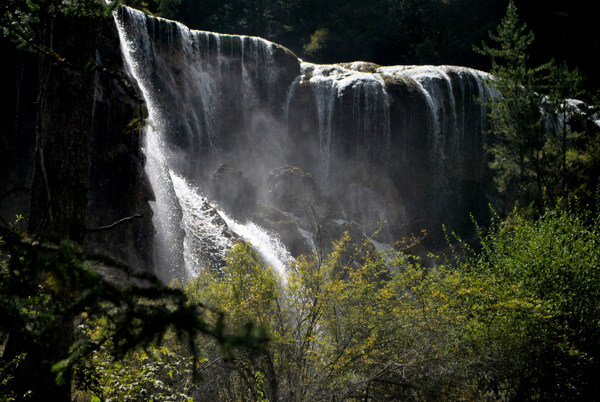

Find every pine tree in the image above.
[545,62,584,196]
[475,1,551,210]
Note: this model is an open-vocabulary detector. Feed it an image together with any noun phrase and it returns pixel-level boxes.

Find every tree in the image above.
[1,1,110,399]
[184,243,280,401]
[544,62,585,196]
[475,1,591,211]
[475,1,552,210]
[451,202,600,399]
[182,234,513,400]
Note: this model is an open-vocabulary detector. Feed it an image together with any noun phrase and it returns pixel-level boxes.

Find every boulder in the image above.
[254,204,312,257]
[267,165,320,216]
[211,163,258,220]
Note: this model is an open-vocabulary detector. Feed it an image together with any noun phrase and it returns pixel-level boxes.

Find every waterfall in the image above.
[305,63,339,184]
[115,7,186,282]
[393,66,457,167]
[113,6,494,282]
[302,62,391,183]
[219,211,292,281]
[171,173,236,277]
[114,7,294,281]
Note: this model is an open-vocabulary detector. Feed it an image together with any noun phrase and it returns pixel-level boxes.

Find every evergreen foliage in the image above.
[1,0,113,63]
[475,1,549,209]
[476,1,597,211]
[452,202,600,399]
[120,0,600,93]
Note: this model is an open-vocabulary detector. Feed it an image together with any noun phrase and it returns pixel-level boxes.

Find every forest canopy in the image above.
[127,0,600,94]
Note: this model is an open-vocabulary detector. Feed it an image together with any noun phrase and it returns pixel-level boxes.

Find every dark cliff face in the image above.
[116,6,301,184]
[85,17,154,272]
[0,16,154,273]
[285,64,494,246]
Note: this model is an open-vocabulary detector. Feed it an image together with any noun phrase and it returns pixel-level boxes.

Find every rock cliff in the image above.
[1,16,154,273]
[1,7,499,281]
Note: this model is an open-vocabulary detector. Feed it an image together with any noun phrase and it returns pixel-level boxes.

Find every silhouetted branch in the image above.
[87,213,143,233]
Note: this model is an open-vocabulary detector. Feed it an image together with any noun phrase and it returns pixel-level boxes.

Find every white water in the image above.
[115,8,186,281]
[115,7,292,281]
[389,66,457,166]
[302,62,391,182]
[171,173,292,281]
[171,173,235,277]
[379,65,492,169]
[219,211,292,281]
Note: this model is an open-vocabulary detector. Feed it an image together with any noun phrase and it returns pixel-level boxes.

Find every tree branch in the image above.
[87,213,143,233]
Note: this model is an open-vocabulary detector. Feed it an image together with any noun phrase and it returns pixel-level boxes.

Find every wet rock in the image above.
[254,204,312,257]
[1,17,155,274]
[183,200,242,277]
[211,163,258,220]
[267,165,320,217]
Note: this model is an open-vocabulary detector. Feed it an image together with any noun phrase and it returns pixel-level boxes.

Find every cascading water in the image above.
[305,64,338,183]
[171,173,235,276]
[115,8,186,282]
[219,211,292,281]
[113,6,495,282]
[412,67,457,166]
[300,63,391,183]
[114,7,295,281]
[379,65,491,171]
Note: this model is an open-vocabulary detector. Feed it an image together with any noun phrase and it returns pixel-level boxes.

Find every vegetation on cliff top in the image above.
[127,0,600,95]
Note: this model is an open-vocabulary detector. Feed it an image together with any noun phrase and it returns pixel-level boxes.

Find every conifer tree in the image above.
[475,1,551,210]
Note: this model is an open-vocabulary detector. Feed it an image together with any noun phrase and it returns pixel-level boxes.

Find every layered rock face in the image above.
[115,7,496,280]
[286,63,494,245]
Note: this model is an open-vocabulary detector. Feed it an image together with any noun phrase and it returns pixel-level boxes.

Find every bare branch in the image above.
[87,213,143,233]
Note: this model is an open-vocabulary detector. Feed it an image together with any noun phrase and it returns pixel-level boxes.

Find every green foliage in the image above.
[544,62,593,199]
[303,28,328,57]
[475,1,549,208]
[0,229,265,400]
[187,243,278,337]
[182,243,276,400]
[452,202,600,399]
[11,201,587,400]
[74,339,197,401]
[176,204,600,400]
[1,0,114,59]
